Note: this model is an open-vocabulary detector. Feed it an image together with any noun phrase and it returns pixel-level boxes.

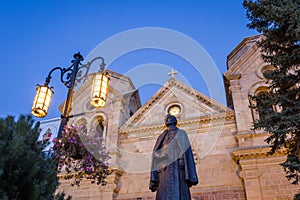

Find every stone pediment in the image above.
[224,35,262,79]
[120,77,233,134]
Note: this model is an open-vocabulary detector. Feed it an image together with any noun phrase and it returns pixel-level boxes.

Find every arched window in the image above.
[89,114,107,140]
[256,91,273,119]
[250,86,274,122]
[261,65,276,78]
[95,116,104,137]
[256,64,276,79]
[43,128,52,141]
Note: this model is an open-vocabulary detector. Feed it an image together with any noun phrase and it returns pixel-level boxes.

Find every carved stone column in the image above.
[100,169,123,200]
[227,74,249,134]
[232,148,298,200]
[239,167,263,200]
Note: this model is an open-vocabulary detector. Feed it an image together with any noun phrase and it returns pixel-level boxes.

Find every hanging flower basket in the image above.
[52,125,111,186]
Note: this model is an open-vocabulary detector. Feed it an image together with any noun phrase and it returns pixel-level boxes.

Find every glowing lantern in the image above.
[31,85,53,118]
[90,72,109,107]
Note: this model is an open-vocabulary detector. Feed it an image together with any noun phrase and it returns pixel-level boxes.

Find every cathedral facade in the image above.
[40,35,299,199]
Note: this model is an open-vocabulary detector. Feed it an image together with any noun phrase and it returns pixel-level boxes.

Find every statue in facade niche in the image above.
[149,114,198,200]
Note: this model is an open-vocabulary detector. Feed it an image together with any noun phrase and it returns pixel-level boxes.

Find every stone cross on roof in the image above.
[168,69,178,78]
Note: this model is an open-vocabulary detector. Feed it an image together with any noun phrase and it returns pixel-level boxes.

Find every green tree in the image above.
[243,0,300,197]
[0,115,68,200]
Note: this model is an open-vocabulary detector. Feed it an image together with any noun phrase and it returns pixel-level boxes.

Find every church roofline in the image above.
[74,69,136,96]
[120,77,234,131]
[58,69,137,112]
[39,117,60,124]
[226,34,261,66]
[105,69,136,90]
[224,35,265,79]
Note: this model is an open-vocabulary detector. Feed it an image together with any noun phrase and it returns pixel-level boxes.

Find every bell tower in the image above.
[224,35,265,136]
[65,70,141,199]
[224,35,299,200]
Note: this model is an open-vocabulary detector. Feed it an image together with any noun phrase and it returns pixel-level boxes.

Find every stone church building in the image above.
[39,35,299,199]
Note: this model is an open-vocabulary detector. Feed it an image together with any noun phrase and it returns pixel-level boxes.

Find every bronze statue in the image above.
[149,114,198,200]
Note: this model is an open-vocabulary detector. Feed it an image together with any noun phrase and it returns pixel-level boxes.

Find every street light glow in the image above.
[90,72,109,107]
[31,85,53,118]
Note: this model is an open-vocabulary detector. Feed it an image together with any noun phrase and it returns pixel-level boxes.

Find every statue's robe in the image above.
[150,127,198,200]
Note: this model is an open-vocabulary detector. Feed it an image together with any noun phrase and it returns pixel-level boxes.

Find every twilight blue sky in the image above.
[0,0,257,120]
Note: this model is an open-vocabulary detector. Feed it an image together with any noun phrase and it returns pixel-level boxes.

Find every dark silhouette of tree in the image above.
[0,115,70,200]
[244,0,300,198]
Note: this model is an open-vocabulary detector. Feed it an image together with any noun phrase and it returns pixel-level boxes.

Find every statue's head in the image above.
[165,114,177,127]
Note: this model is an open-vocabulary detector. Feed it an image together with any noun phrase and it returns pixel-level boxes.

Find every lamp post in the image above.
[31,53,109,138]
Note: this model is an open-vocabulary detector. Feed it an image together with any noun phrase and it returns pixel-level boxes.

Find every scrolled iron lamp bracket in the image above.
[31,52,108,139]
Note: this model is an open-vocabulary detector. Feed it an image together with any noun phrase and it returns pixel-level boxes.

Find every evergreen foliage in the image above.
[0,115,67,199]
[244,0,300,197]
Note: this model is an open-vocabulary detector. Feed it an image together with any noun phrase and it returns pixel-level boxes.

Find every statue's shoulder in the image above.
[176,128,189,139]
[177,128,187,134]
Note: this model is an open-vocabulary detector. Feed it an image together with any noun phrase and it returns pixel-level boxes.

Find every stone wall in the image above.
[116,115,245,199]
[192,187,245,200]
[233,152,300,200]
[57,173,122,200]
[226,35,300,200]
[54,35,300,200]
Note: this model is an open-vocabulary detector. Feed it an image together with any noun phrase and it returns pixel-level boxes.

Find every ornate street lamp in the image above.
[31,53,108,138]
[90,72,109,107]
[31,84,54,118]
[90,58,110,107]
